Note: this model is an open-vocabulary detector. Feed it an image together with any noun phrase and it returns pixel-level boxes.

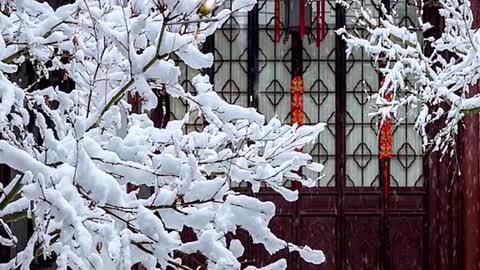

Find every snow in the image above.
[338,0,480,155]
[245,259,287,270]
[289,244,326,264]
[0,0,326,269]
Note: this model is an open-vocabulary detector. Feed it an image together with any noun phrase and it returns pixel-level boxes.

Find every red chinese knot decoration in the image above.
[290,76,304,126]
[274,0,326,47]
[290,76,304,190]
[379,78,393,199]
[379,98,393,161]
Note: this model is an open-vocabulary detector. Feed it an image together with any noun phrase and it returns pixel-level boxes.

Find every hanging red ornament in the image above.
[379,106,393,161]
[300,0,305,38]
[315,0,326,47]
[379,78,393,199]
[383,162,389,199]
[316,0,321,47]
[290,76,304,191]
[321,0,326,39]
[275,0,281,42]
[290,76,304,127]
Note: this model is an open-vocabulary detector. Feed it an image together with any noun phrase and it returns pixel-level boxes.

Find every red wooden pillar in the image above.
[461,91,480,270]
[461,3,480,269]
[424,3,464,270]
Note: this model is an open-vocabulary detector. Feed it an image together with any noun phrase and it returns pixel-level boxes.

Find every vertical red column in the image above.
[424,3,465,270]
[462,2,480,269]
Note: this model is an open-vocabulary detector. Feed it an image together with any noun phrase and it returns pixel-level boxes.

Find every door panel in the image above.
[344,216,381,270]
[299,216,337,270]
[388,216,425,270]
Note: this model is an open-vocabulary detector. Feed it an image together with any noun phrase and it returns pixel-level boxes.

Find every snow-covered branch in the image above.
[0,0,325,269]
[338,0,480,155]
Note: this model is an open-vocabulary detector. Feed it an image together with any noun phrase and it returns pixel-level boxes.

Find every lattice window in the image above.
[214,0,249,107]
[345,0,381,187]
[345,64,380,187]
[169,0,423,188]
[343,0,423,187]
[257,0,291,122]
[390,0,424,187]
[169,62,204,133]
[303,0,337,186]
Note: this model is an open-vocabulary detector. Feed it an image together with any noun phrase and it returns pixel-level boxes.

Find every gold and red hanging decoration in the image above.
[274,0,326,47]
[379,78,393,199]
[290,76,304,126]
[379,98,393,161]
[290,76,304,191]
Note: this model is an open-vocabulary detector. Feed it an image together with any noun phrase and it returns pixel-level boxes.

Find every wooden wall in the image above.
[461,1,480,269]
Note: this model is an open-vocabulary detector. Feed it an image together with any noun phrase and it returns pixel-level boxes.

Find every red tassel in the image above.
[316,0,320,47]
[275,0,280,42]
[321,0,326,39]
[384,161,389,200]
[300,0,305,38]
[315,0,326,47]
